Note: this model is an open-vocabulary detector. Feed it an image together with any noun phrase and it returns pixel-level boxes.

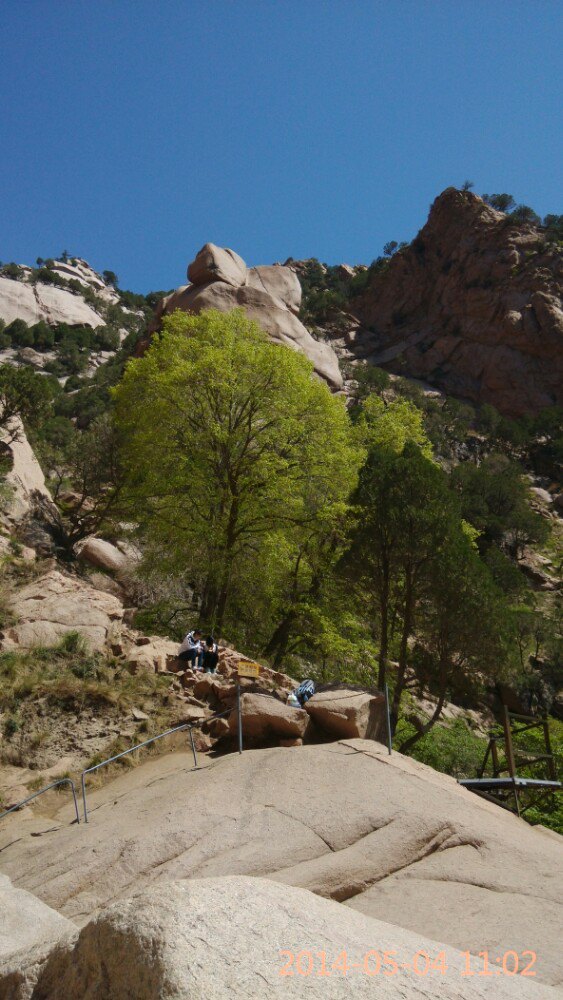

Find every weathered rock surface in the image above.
[2,569,123,652]
[146,246,343,389]
[247,263,302,313]
[124,636,179,674]
[350,188,563,416]
[1,741,561,985]
[228,691,309,741]
[0,420,53,524]
[0,872,77,1000]
[305,688,386,741]
[187,242,247,287]
[0,276,104,329]
[31,876,557,1000]
[75,536,127,574]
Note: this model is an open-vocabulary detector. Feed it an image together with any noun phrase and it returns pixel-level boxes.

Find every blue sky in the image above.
[1,1,561,293]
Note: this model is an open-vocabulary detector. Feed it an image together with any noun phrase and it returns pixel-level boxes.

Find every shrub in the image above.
[57,342,88,375]
[1,263,24,281]
[34,268,64,286]
[2,715,20,738]
[510,205,541,227]
[94,326,120,351]
[5,318,29,345]
[58,630,88,655]
[482,193,515,213]
[30,321,55,350]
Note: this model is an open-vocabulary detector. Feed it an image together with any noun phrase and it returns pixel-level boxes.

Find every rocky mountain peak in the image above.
[349,188,562,416]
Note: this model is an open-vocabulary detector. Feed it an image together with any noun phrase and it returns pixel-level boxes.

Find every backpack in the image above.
[295,680,315,705]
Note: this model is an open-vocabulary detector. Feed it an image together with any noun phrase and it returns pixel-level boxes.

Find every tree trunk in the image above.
[214,493,240,634]
[377,559,390,691]
[264,612,296,666]
[398,670,448,754]
[200,572,219,626]
[390,572,414,734]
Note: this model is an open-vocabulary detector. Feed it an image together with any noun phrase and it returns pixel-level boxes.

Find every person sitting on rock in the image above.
[202,636,219,674]
[178,628,203,669]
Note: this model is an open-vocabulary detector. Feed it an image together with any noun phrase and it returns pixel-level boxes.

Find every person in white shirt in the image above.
[178,629,203,669]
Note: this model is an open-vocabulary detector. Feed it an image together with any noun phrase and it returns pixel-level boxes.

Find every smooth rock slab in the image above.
[33,876,557,1000]
[1,742,562,985]
[247,263,302,313]
[0,276,104,328]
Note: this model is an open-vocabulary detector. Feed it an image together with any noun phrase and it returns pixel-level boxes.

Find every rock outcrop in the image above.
[228,691,309,742]
[305,688,386,741]
[147,243,343,389]
[0,420,54,525]
[350,189,563,416]
[2,741,561,985]
[0,275,104,329]
[2,569,124,652]
[123,635,179,675]
[28,876,557,1000]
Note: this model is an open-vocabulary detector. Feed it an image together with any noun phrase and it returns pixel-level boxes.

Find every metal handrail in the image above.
[80,708,234,823]
[0,777,80,825]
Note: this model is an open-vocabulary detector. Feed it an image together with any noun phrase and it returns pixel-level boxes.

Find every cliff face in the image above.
[351,189,563,416]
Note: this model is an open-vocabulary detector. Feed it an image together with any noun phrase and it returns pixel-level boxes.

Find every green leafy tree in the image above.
[39,413,125,554]
[451,454,549,557]
[114,310,362,634]
[0,365,53,441]
[482,193,515,213]
[510,205,541,226]
[5,319,31,347]
[351,441,463,723]
[30,321,55,350]
[543,214,563,240]
[398,529,510,752]
[1,263,24,280]
[346,399,434,692]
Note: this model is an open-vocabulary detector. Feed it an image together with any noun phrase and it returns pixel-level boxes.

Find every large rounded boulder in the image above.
[146,245,343,390]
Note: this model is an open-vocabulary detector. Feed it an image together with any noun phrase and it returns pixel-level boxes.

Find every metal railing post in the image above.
[237,682,243,754]
[189,726,198,769]
[384,683,392,755]
[81,771,88,824]
[78,710,231,824]
[0,778,80,825]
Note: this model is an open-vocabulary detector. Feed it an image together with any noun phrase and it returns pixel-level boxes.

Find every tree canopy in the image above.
[113,309,363,634]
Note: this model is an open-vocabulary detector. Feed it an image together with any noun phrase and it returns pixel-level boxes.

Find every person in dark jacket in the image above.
[178,629,203,669]
[202,636,219,674]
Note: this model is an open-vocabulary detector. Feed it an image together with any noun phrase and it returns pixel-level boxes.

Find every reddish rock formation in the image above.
[351,188,563,417]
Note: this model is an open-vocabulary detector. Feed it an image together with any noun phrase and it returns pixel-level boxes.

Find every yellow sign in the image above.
[237,661,261,678]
